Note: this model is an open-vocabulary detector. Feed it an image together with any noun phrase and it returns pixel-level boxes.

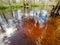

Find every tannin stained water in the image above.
[0,8,60,45]
[7,17,56,45]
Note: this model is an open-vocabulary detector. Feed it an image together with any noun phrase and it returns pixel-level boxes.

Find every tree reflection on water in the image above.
[0,8,60,45]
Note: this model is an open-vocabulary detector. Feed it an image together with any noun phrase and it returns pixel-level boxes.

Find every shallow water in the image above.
[0,7,60,45]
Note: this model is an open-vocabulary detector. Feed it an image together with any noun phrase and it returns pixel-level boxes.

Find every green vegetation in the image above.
[0,3,23,10]
[0,3,53,10]
[30,4,39,7]
[10,4,23,8]
[0,4,9,9]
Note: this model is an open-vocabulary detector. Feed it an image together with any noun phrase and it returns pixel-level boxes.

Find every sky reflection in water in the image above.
[0,8,50,45]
